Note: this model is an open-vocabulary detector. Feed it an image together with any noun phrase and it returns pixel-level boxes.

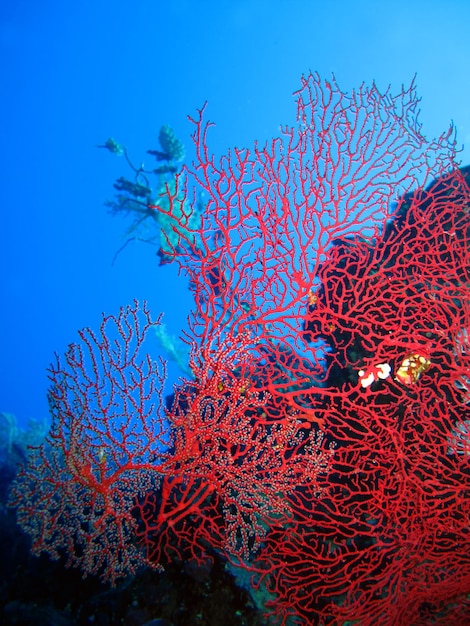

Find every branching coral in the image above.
[99,125,202,264]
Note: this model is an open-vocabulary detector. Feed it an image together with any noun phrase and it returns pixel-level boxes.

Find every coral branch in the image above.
[9,301,168,583]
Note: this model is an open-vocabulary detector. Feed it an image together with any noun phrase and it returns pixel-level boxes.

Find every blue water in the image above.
[1,0,470,429]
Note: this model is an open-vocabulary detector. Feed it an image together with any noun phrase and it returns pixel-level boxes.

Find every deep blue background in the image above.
[1,0,470,426]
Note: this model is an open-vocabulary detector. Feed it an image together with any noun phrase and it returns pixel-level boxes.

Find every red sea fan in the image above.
[165,74,470,624]
[10,72,470,625]
[9,301,169,584]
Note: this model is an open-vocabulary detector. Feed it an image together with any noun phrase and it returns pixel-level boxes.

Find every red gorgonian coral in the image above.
[10,73,470,625]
